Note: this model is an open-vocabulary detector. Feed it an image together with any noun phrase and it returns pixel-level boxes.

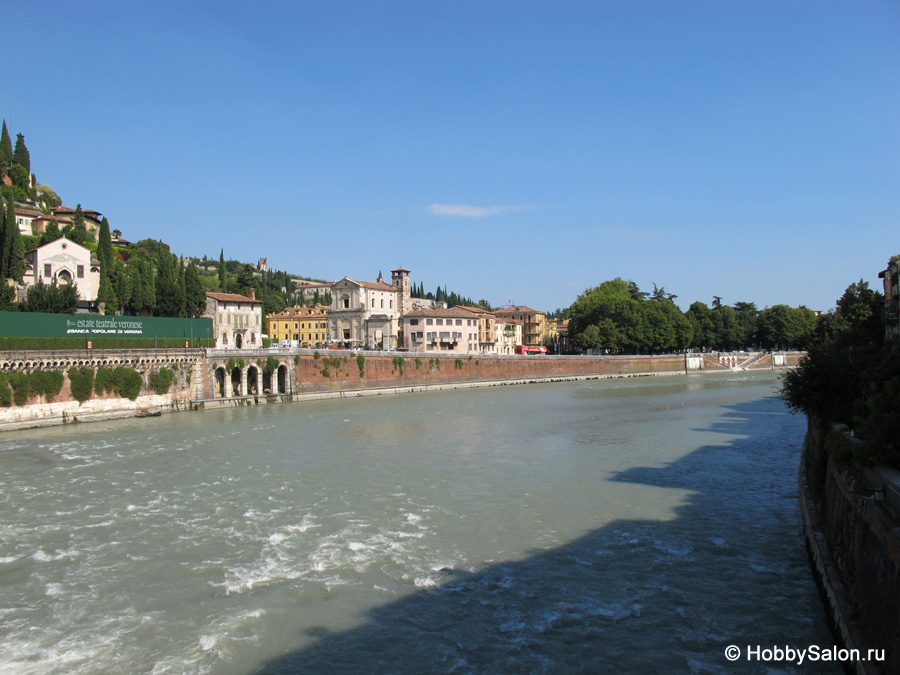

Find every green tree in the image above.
[3,196,25,281]
[218,248,226,289]
[97,217,114,272]
[154,248,184,318]
[733,301,759,349]
[24,278,78,313]
[0,121,12,171]
[782,279,885,436]
[568,278,654,354]
[13,133,30,174]
[184,259,206,317]
[7,164,28,189]
[686,302,714,350]
[40,219,63,245]
[64,204,87,245]
[113,259,133,313]
[712,305,741,351]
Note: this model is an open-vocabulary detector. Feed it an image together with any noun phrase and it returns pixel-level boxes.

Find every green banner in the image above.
[0,312,213,339]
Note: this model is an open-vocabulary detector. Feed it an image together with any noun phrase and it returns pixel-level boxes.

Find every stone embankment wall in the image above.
[0,349,802,431]
[801,422,900,675]
[0,349,204,431]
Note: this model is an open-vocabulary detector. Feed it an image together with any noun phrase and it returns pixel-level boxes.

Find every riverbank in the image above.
[0,349,803,432]
[800,421,900,675]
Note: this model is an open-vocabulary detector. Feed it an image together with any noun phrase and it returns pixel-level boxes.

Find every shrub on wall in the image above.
[30,370,64,402]
[8,373,30,406]
[357,354,365,377]
[149,368,175,395]
[114,367,143,400]
[68,367,95,404]
[265,356,278,374]
[94,367,117,395]
[0,374,11,407]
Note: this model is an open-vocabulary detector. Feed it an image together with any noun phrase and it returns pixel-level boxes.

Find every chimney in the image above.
[249,288,256,301]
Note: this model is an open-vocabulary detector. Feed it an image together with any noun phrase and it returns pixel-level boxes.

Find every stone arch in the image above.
[277,364,288,394]
[247,365,260,396]
[235,333,243,349]
[230,367,242,396]
[214,367,227,398]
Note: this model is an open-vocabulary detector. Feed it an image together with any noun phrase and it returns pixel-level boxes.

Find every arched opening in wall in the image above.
[277,365,287,394]
[214,367,226,397]
[235,333,243,349]
[231,368,242,396]
[57,270,73,286]
[247,366,259,395]
[262,368,273,394]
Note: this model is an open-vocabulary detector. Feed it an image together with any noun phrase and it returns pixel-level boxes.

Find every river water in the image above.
[0,371,837,674]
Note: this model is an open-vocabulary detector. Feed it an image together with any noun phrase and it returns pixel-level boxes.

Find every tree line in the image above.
[568,278,817,354]
[781,273,898,468]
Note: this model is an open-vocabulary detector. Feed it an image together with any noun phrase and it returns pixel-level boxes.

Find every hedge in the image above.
[0,337,207,351]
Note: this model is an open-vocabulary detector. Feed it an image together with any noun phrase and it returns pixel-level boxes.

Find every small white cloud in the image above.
[427,203,534,218]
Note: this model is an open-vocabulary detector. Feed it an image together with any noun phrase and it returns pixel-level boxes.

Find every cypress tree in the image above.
[3,197,19,280]
[114,260,132,313]
[13,134,30,174]
[67,204,87,245]
[153,249,184,318]
[184,259,206,317]
[97,217,113,273]
[8,221,25,282]
[0,121,12,172]
[40,219,62,246]
[218,248,226,290]
[0,198,7,279]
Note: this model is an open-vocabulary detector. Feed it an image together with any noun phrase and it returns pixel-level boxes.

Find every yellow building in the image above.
[493,306,547,347]
[267,304,329,347]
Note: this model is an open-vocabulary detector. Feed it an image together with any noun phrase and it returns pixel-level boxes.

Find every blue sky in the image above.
[4,0,898,313]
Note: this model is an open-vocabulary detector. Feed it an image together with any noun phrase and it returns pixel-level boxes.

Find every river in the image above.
[0,370,837,673]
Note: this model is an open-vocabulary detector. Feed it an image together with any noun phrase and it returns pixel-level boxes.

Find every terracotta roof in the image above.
[206,292,263,304]
[454,305,494,317]
[494,306,543,315]
[14,207,42,217]
[295,281,332,288]
[348,279,396,292]
[267,305,328,320]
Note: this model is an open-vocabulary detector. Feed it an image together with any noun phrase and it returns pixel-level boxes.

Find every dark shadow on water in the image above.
[255,396,837,674]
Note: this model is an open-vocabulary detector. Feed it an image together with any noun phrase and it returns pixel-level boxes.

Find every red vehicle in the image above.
[515,345,548,355]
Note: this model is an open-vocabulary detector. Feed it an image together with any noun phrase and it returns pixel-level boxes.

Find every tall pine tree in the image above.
[184,259,206,317]
[4,197,25,282]
[13,133,30,174]
[154,248,184,318]
[218,248,226,290]
[0,121,12,172]
[0,197,8,279]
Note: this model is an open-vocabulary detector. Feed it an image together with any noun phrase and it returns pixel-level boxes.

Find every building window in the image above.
[436,319,443,326]
[77,265,84,278]
[44,264,51,277]
[426,319,433,325]
[343,296,350,309]
[409,319,419,326]
[455,319,462,326]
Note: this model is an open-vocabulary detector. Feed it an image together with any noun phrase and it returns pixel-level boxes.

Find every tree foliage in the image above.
[24,278,78,313]
[0,120,12,171]
[781,279,887,446]
[13,133,30,174]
